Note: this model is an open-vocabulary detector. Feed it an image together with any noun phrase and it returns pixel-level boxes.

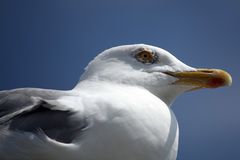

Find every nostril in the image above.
[201,70,213,73]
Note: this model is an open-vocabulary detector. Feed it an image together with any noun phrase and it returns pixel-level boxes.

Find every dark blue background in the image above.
[0,0,239,159]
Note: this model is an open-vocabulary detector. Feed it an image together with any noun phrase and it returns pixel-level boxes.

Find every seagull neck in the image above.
[74,80,144,92]
[74,80,176,108]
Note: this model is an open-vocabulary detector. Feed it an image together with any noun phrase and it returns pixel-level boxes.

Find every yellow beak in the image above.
[165,69,232,89]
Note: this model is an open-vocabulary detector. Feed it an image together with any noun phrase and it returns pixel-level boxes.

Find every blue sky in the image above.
[0,0,239,159]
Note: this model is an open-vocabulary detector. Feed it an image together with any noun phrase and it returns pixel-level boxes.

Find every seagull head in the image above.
[79,44,232,106]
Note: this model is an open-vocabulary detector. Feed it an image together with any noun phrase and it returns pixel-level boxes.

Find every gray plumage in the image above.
[0,88,88,144]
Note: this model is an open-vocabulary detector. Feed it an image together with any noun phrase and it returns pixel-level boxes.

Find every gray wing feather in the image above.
[0,88,88,144]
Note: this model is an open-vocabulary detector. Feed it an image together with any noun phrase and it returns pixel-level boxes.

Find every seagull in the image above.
[0,44,232,160]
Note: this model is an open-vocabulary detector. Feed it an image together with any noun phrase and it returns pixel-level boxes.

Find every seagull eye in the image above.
[135,50,157,64]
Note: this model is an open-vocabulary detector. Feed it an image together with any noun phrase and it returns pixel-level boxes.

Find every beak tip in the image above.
[213,69,232,88]
[225,73,232,87]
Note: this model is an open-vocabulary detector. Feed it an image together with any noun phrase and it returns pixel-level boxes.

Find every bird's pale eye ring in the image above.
[135,50,158,64]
